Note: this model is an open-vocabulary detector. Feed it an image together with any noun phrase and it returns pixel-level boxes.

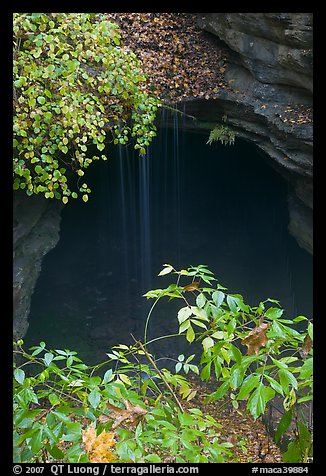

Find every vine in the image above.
[13,13,160,203]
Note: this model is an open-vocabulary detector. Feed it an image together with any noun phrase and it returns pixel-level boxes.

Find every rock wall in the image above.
[190,13,313,253]
[13,191,62,340]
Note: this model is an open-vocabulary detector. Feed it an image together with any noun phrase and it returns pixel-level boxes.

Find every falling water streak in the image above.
[96,155,111,266]
[118,145,131,298]
[138,153,152,294]
[173,105,181,265]
[163,109,170,247]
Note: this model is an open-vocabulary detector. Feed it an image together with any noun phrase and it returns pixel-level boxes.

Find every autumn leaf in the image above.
[242,320,270,355]
[183,281,200,292]
[82,427,116,463]
[301,333,313,358]
[98,399,147,430]
[104,13,230,103]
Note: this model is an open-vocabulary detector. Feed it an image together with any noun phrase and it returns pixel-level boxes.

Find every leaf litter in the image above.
[185,374,283,463]
[104,13,312,125]
[104,13,230,104]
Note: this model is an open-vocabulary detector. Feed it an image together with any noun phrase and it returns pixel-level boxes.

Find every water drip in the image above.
[138,154,152,294]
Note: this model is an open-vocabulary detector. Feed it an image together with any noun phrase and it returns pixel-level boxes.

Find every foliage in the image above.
[13,264,313,463]
[13,13,159,203]
[207,124,235,146]
[144,264,313,462]
[13,340,233,463]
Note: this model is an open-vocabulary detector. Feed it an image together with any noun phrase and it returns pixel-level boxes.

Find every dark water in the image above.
[25,116,313,366]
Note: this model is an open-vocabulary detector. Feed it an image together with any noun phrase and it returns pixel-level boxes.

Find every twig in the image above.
[161,104,197,121]
[137,341,184,413]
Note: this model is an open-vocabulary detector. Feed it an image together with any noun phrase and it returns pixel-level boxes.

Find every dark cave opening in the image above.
[24,122,313,366]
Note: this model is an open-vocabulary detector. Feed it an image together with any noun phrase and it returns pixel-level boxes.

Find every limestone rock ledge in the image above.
[13,192,63,340]
[192,12,313,254]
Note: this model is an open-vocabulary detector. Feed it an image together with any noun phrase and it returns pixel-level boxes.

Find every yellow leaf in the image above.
[82,427,116,463]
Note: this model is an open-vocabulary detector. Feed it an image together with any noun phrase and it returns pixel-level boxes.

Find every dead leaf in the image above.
[183,281,199,292]
[99,399,147,430]
[82,427,116,463]
[301,333,313,358]
[242,319,270,355]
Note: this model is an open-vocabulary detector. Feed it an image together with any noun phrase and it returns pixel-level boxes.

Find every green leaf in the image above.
[103,369,114,384]
[44,352,54,366]
[227,317,237,336]
[48,393,61,406]
[213,359,222,380]
[175,362,182,373]
[63,422,82,442]
[279,369,298,391]
[116,372,130,385]
[196,293,206,309]
[282,440,302,463]
[269,321,288,339]
[14,368,25,385]
[186,325,195,343]
[308,322,313,340]
[211,331,224,339]
[30,342,46,356]
[37,96,46,105]
[227,295,238,313]
[190,318,207,329]
[247,383,275,420]
[229,344,242,364]
[202,336,214,352]
[265,307,283,319]
[237,374,260,400]
[155,420,177,431]
[200,363,211,381]
[264,375,284,396]
[212,290,225,307]
[145,454,162,462]
[178,411,196,426]
[158,265,173,276]
[46,444,65,460]
[177,306,193,324]
[30,428,43,454]
[293,315,308,323]
[299,358,313,380]
[275,409,292,443]
[208,380,230,401]
[179,320,191,333]
[230,366,245,390]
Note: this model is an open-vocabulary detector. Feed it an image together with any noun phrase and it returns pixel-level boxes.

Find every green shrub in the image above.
[13,13,159,203]
[13,264,313,463]
[207,124,235,146]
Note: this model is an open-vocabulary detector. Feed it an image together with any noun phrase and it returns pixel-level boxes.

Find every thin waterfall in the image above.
[118,144,131,299]
[138,152,152,295]
[173,105,181,265]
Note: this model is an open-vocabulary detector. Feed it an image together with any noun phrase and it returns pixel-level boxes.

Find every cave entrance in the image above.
[24,118,313,365]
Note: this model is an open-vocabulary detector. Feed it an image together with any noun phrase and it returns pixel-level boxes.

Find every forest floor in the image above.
[184,375,283,463]
[104,13,230,103]
[104,12,312,126]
